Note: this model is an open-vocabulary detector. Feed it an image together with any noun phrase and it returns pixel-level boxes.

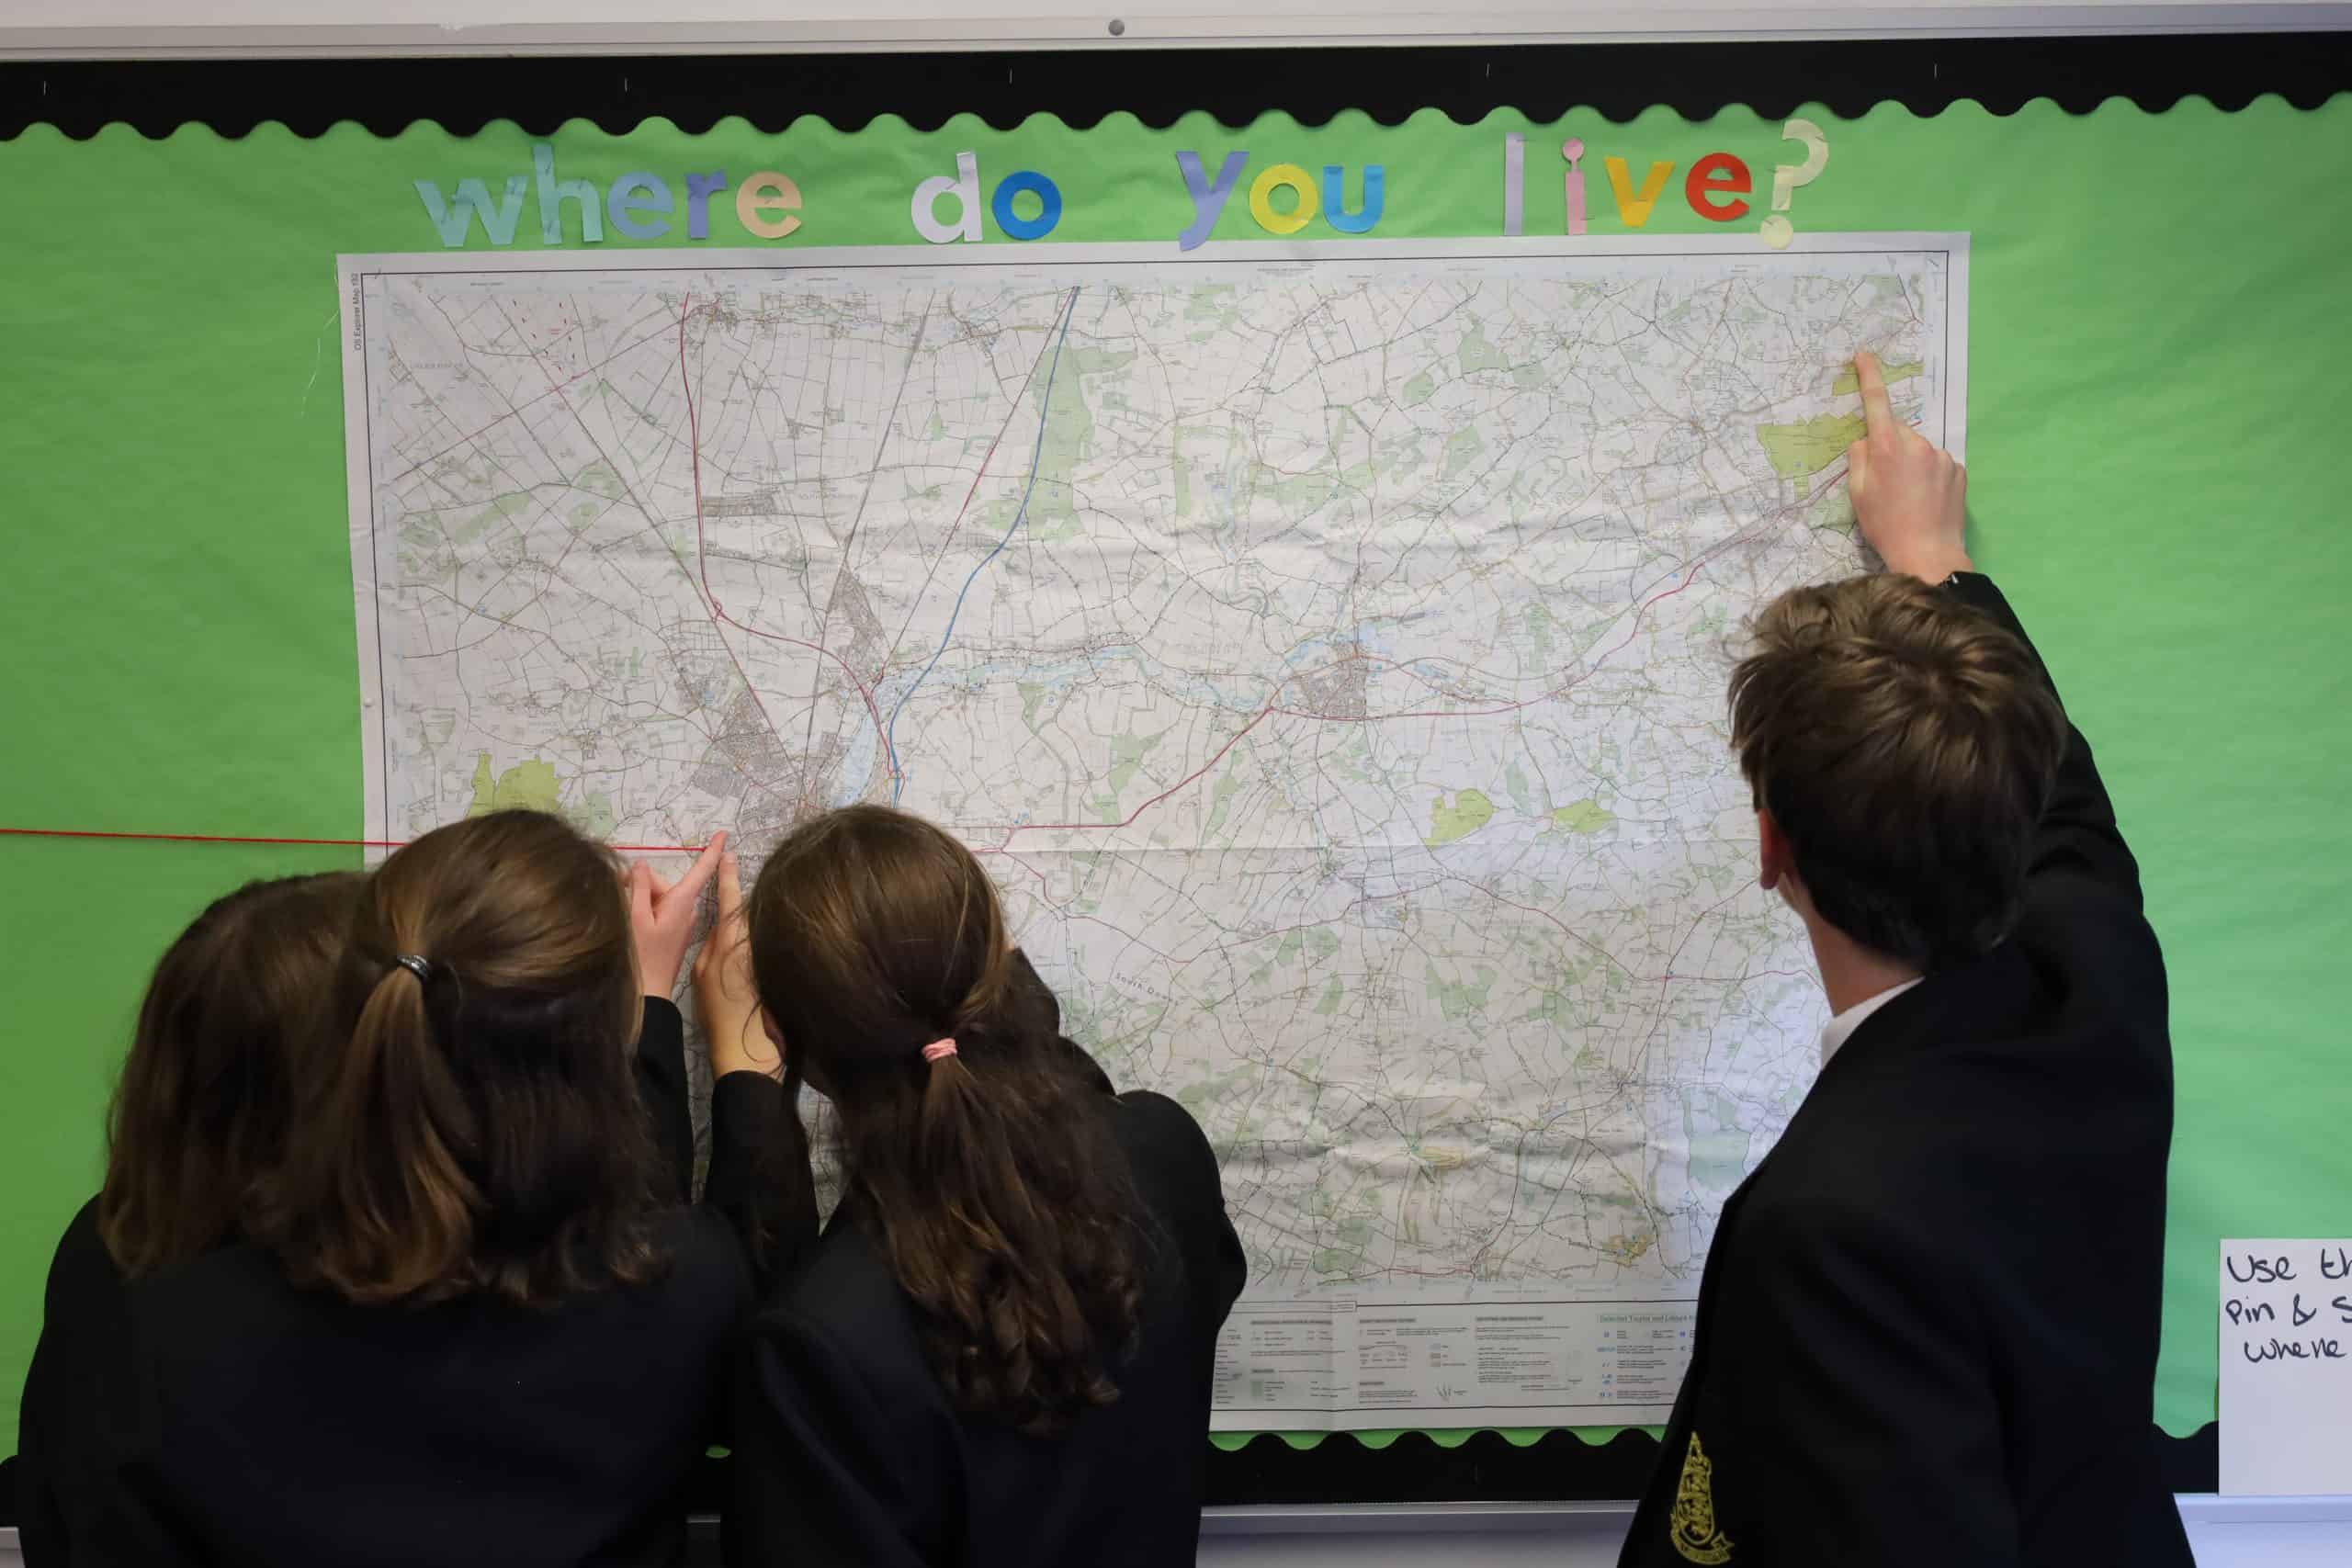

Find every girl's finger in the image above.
[668,831,729,909]
[715,853,743,924]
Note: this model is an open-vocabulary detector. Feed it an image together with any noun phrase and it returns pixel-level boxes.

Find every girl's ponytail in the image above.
[280,955,479,1303]
[264,810,658,1308]
[750,806,1145,1434]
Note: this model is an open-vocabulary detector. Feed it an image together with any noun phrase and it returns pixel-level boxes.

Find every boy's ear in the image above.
[1758,807,1794,894]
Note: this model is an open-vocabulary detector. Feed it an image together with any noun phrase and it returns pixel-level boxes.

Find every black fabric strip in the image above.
[2,35,2346,140]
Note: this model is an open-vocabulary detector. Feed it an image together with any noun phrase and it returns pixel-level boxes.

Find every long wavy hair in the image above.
[97,873,362,1277]
[745,805,1144,1434]
[262,810,662,1307]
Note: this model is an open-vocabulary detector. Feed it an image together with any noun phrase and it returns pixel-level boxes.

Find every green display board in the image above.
[5,97,2348,1460]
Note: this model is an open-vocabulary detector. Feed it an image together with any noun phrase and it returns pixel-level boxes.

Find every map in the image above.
[340,236,1968,1428]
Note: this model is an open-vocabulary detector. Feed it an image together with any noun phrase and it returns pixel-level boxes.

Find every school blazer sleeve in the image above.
[1946,573,2143,908]
[727,1310,948,1568]
[1006,947,1118,1094]
[1117,1091,1248,1324]
[703,1070,819,1297]
[16,1212,88,1566]
[1716,1197,2020,1568]
[635,997,695,1205]
[17,1204,207,1568]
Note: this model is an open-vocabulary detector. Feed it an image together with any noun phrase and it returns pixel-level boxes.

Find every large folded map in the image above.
[340,235,1967,1428]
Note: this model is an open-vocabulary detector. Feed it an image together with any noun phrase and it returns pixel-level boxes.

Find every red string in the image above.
[0,826,702,852]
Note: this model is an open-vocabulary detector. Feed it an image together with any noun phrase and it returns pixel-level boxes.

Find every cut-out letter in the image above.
[990,170,1063,242]
[1321,164,1383,235]
[414,175,529,248]
[607,172,674,241]
[1177,151,1248,251]
[1502,132,1526,237]
[1562,139,1587,237]
[1603,157,1675,229]
[1684,152,1751,222]
[737,172,803,241]
[684,172,729,241]
[1249,163,1318,236]
[910,152,982,244]
[533,143,604,245]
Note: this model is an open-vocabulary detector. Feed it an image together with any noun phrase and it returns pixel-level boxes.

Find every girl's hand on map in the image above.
[694,851,782,1080]
[628,831,728,999]
[1846,349,1973,584]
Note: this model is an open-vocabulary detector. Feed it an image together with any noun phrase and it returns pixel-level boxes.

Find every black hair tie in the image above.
[391,953,435,983]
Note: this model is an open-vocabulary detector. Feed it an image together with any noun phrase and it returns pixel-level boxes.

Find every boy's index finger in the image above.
[1852,350,1896,438]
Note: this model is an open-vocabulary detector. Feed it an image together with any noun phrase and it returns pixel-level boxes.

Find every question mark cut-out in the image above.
[1760,118,1828,250]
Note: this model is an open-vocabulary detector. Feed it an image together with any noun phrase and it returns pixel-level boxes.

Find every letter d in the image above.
[912,152,983,244]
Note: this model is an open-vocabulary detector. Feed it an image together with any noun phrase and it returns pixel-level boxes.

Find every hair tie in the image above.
[391,953,434,983]
[920,1038,958,1065]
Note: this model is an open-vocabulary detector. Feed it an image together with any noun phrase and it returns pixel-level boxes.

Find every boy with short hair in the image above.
[1619,355,2191,1567]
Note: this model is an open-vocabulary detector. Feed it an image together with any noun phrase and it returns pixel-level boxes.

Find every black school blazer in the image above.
[17,998,752,1568]
[727,1085,1247,1568]
[1620,576,2193,1568]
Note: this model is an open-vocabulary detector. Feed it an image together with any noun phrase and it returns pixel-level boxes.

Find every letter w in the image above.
[413,175,529,248]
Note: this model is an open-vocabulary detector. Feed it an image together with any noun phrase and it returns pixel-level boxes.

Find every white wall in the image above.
[4,0,2349,57]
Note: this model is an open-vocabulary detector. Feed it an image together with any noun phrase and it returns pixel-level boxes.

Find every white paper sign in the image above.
[2220,1238,2352,1495]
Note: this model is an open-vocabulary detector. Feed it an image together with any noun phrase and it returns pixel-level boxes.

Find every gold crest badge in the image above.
[1668,1433,1735,1564]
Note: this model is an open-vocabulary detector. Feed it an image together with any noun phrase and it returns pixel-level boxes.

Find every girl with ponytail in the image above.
[701,804,1245,1568]
[38,810,766,1568]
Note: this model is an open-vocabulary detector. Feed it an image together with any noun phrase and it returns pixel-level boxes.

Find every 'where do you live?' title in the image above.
[413,119,1831,254]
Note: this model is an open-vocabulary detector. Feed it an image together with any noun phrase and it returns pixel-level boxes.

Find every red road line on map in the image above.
[677,296,901,786]
[11,470,1846,861]
[63,351,1849,860]
[0,827,707,852]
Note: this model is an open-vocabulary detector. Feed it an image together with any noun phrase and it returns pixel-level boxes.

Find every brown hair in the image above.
[264,810,661,1307]
[744,805,1144,1434]
[1729,574,2068,969]
[96,873,361,1278]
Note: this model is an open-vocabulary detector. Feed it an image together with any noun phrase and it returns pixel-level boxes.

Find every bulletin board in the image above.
[3,64,2349,1478]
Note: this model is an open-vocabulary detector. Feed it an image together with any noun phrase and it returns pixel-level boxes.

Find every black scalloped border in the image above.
[1195,1421,2221,1504]
[3,33,2347,141]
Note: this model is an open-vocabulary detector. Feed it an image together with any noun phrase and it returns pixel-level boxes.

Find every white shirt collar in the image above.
[1819,976,1925,1066]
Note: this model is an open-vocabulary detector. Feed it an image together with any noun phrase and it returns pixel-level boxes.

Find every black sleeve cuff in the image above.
[640,994,684,1053]
[634,996,695,1205]
[706,1071,820,1293]
[1942,570,2013,625]
[709,1070,786,1149]
[1940,571,2068,701]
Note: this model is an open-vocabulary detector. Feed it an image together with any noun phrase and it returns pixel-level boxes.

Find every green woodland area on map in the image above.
[3,97,2350,1457]
[1754,358,1924,496]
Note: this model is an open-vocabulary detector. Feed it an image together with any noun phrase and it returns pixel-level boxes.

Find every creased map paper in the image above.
[340,236,1968,1428]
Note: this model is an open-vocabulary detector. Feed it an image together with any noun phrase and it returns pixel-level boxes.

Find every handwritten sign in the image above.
[2220,1238,2352,1495]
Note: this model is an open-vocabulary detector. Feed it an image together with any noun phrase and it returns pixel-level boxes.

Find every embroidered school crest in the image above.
[1668,1433,1735,1564]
